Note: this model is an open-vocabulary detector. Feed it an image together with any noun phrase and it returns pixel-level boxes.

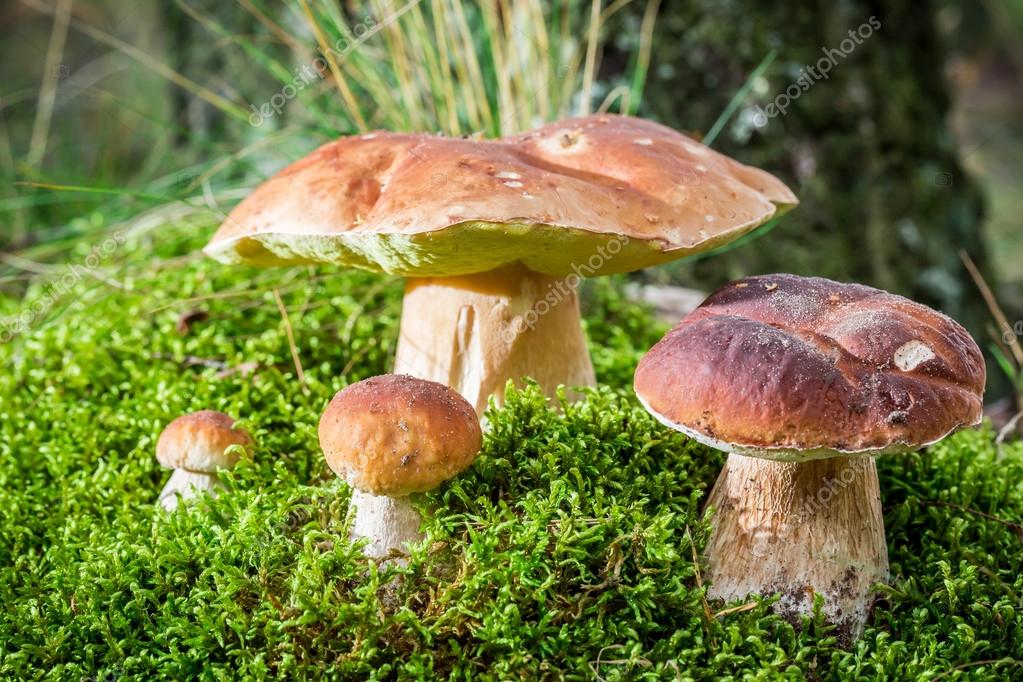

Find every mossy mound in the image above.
[1,219,1021,679]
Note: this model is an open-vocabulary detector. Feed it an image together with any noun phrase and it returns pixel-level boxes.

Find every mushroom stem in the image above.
[393,263,596,414]
[158,469,220,511]
[704,453,889,642]
[350,489,424,560]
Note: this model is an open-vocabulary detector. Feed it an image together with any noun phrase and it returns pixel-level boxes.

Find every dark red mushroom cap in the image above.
[634,274,985,460]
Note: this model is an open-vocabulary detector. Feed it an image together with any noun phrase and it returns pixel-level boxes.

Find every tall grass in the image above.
[250,0,657,136]
[4,0,658,257]
[2,1,659,335]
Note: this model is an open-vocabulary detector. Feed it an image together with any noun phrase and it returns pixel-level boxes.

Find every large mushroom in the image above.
[156,410,252,510]
[319,374,482,560]
[634,274,985,640]
[205,115,796,413]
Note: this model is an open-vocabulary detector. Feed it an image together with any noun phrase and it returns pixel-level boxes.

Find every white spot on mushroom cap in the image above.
[894,340,935,371]
[634,137,653,145]
[537,131,587,155]
[495,171,521,180]
[682,139,709,155]
[503,180,523,188]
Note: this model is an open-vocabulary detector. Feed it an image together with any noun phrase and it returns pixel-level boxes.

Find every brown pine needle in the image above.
[961,250,1023,366]
[713,601,759,619]
[684,526,715,625]
[27,0,71,169]
[273,288,307,388]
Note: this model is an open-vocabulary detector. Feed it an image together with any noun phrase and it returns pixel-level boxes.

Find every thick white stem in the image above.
[158,468,220,511]
[704,454,889,643]
[350,489,424,561]
[393,263,596,414]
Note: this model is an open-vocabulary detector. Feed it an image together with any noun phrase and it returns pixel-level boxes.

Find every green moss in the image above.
[1,222,1021,680]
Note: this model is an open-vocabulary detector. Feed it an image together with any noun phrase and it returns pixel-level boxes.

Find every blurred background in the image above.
[1,0,1021,411]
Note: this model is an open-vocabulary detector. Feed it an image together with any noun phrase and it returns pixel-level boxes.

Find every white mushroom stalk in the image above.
[348,490,424,559]
[319,374,483,563]
[158,469,222,511]
[155,410,252,511]
[394,264,594,413]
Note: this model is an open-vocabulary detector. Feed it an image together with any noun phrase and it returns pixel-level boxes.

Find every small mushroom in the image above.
[634,274,985,641]
[319,374,482,560]
[156,411,252,510]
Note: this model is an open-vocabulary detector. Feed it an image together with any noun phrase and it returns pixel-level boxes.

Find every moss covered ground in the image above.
[1,216,1021,680]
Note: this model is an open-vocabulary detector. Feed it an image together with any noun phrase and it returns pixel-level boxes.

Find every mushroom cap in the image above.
[634,274,985,461]
[204,114,797,277]
[319,374,482,496]
[156,410,252,472]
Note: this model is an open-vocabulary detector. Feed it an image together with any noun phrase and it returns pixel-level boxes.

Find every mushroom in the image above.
[319,374,482,560]
[156,410,252,510]
[205,115,796,413]
[634,274,985,640]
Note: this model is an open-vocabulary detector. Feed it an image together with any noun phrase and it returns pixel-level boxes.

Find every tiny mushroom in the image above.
[634,274,985,641]
[156,410,252,510]
[206,114,796,413]
[319,374,482,560]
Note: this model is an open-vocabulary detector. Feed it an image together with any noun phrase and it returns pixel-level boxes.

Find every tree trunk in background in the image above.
[611,0,990,372]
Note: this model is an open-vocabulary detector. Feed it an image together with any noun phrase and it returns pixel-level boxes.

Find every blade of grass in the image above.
[627,0,660,115]
[961,250,1023,366]
[428,1,462,134]
[26,0,72,170]
[704,49,777,147]
[18,0,251,123]
[579,0,603,116]
[296,0,368,131]
[448,0,496,134]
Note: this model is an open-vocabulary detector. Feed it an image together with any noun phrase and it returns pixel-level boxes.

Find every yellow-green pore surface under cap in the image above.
[204,115,798,277]
[211,220,783,277]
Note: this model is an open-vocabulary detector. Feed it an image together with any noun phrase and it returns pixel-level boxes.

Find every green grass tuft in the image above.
[1,220,1021,679]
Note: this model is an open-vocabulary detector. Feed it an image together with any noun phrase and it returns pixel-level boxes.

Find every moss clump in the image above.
[1,222,1021,679]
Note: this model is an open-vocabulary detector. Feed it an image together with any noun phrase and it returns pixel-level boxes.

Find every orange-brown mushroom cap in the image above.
[156,410,252,472]
[319,374,483,496]
[634,274,985,460]
[204,115,797,276]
